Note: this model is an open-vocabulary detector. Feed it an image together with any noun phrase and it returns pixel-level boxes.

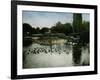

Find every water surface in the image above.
[23,42,89,68]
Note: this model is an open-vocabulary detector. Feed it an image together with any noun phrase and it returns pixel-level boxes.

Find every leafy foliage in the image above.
[73,13,82,33]
[51,22,73,35]
[40,27,49,34]
[23,23,33,36]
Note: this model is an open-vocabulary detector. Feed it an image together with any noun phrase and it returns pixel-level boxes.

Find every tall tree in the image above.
[82,21,89,31]
[73,13,82,33]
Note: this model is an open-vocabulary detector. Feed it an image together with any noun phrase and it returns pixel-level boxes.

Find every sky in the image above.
[22,11,90,28]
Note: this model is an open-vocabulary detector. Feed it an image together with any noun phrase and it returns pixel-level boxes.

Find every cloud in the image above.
[22,11,89,28]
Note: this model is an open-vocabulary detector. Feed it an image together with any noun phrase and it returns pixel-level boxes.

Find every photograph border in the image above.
[11,1,97,79]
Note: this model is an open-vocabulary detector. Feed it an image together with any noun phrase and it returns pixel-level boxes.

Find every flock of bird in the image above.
[23,46,70,55]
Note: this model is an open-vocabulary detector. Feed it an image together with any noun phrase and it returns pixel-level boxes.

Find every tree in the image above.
[32,27,37,34]
[51,22,73,36]
[23,23,33,46]
[51,21,63,33]
[73,13,82,33]
[50,26,57,33]
[40,27,49,34]
[36,27,40,34]
[63,23,73,35]
[80,31,89,44]
[23,23,32,37]
[79,21,90,44]
[51,21,62,33]
[56,21,62,27]
[82,21,89,31]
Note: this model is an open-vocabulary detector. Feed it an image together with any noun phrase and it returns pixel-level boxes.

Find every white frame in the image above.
[17,5,95,75]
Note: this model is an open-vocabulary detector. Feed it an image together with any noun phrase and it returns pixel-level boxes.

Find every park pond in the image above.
[23,40,90,69]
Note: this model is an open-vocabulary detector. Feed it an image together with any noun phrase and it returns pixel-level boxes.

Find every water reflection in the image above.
[73,44,82,65]
[23,42,89,68]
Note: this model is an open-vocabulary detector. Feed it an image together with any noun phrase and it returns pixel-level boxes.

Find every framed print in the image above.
[11,0,97,79]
